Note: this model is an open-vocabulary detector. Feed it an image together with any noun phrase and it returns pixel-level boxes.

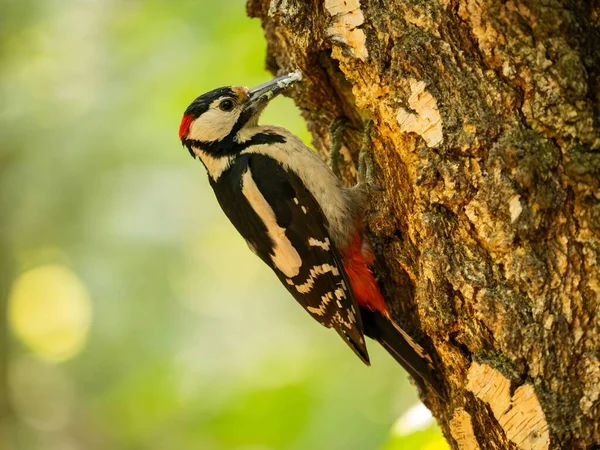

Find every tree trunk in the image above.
[247,0,600,448]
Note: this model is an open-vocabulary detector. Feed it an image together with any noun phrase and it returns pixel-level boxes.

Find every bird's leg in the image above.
[358,120,383,191]
[330,117,381,190]
[329,116,351,178]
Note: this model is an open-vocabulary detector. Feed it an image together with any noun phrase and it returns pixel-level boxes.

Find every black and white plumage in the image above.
[179,71,442,397]
[210,152,368,361]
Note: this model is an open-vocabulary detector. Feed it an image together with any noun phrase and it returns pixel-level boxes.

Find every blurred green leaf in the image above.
[382,425,449,450]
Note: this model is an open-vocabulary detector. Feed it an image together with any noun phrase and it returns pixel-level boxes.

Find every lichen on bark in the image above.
[247,0,600,448]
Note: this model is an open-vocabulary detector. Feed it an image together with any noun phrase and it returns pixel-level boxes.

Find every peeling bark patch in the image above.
[509,195,522,223]
[324,0,369,60]
[396,79,443,147]
[450,408,481,450]
[503,385,550,450]
[467,362,549,450]
[467,362,511,417]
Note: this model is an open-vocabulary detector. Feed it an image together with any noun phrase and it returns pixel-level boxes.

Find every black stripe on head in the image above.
[184,87,235,118]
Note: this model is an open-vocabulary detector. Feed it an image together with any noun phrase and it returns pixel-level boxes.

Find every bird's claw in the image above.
[358,120,383,192]
[329,116,352,178]
[329,117,382,191]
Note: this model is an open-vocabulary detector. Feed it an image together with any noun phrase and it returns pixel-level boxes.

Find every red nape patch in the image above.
[342,234,389,315]
[179,114,194,140]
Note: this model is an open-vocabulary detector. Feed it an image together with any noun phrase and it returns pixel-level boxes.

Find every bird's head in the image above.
[179,71,302,155]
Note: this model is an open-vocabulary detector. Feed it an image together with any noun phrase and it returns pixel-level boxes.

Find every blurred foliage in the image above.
[384,428,449,450]
[382,404,449,450]
[0,0,446,449]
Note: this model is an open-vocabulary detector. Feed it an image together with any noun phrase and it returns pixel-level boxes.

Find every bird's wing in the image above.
[210,153,369,364]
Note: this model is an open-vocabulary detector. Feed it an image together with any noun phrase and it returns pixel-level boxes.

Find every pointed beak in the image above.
[246,70,302,112]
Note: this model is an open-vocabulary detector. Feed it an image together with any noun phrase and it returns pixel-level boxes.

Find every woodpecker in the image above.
[179,71,442,397]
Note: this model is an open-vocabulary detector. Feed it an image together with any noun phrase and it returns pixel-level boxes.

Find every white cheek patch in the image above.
[188,102,240,142]
[242,168,302,278]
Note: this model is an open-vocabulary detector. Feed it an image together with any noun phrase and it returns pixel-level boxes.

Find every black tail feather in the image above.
[335,327,371,366]
[361,308,445,399]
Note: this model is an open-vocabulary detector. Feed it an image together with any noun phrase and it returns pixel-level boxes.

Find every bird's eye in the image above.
[219,99,235,112]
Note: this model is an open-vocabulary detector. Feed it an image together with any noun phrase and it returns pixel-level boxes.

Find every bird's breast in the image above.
[240,126,359,249]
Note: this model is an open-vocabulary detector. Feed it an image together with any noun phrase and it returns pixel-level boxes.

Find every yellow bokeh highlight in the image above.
[9,264,92,362]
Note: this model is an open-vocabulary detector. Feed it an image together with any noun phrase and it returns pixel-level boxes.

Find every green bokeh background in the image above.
[0,0,446,448]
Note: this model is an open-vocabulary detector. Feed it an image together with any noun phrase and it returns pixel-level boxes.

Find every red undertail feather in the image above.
[342,234,388,315]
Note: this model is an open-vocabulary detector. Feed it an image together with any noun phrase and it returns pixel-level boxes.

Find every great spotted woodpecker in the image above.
[179,71,441,397]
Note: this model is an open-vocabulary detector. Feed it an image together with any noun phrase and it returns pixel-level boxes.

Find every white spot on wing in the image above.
[294,264,340,294]
[334,287,345,308]
[292,197,308,214]
[307,291,334,316]
[242,168,302,278]
[347,309,356,324]
[308,237,330,250]
[334,311,356,330]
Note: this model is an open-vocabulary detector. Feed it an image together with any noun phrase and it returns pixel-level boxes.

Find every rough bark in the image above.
[246,1,600,448]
